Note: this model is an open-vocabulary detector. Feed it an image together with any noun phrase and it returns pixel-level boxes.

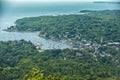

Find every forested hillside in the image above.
[0,40,120,80]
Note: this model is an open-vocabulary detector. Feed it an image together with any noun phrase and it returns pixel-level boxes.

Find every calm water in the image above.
[0,2,120,49]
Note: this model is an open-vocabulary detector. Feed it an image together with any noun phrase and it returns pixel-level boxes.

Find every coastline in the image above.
[2,9,120,50]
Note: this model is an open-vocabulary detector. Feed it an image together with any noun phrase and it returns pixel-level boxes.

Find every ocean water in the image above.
[0,2,120,49]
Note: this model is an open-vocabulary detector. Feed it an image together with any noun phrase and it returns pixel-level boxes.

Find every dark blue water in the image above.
[0,2,120,49]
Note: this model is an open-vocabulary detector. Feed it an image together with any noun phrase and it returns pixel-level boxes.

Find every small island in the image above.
[93,1,120,4]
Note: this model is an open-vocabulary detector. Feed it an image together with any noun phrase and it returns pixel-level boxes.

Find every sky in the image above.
[2,0,119,3]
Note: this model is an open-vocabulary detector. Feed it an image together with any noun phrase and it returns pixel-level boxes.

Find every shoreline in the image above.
[2,29,71,50]
[2,10,120,50]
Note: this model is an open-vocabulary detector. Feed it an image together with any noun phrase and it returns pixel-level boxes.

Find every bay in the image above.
[0,2,120,49]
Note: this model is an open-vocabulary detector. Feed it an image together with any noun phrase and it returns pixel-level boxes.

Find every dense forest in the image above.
[0,40,120,80]
[7,10,120,43]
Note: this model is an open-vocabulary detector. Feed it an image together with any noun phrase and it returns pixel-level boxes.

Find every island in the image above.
[93,1,120,4]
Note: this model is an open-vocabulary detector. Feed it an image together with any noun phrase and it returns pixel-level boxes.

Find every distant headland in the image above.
[93,1,120,4]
